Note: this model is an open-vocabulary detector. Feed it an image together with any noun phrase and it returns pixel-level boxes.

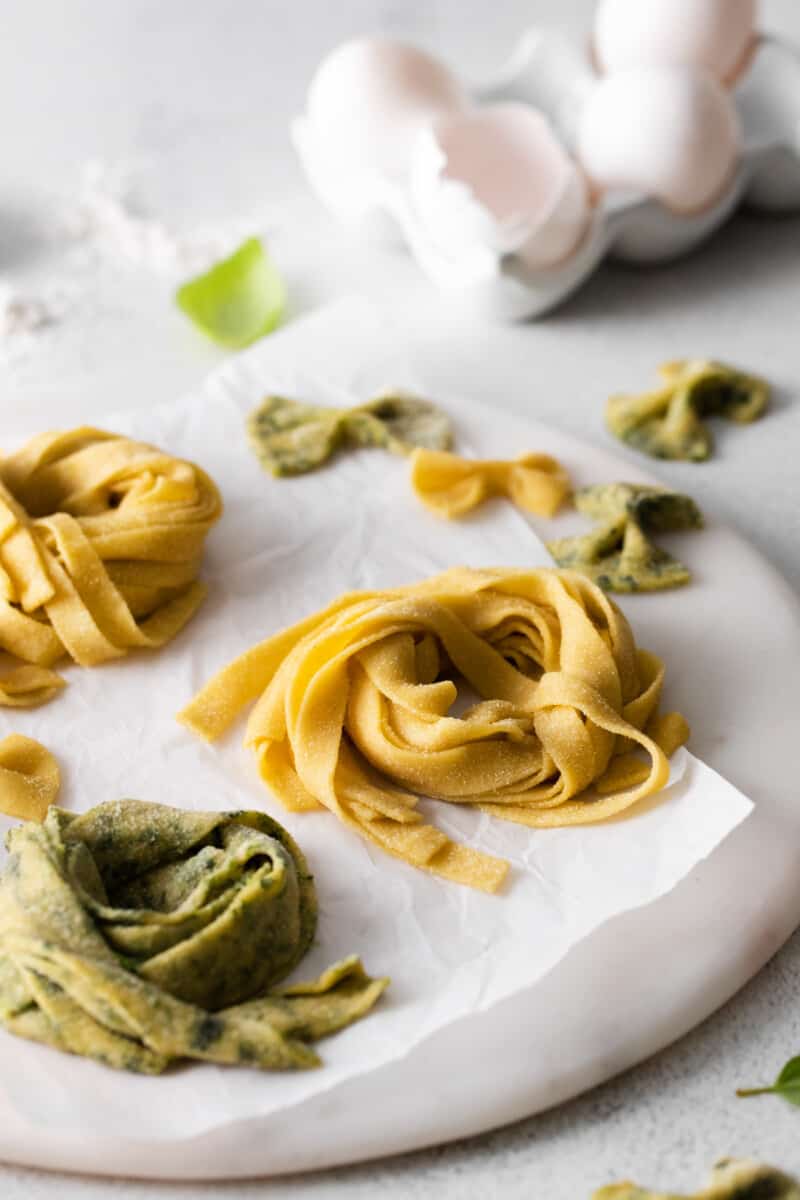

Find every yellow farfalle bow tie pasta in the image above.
[410,448,572,519]
[0,427,222,706]
[179,568,689,893]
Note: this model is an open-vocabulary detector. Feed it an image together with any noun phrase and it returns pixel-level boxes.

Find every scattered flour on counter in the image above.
[63,160,257,277]
[0,280,82,365]
[0,291,54,337]
[0,159,263,363]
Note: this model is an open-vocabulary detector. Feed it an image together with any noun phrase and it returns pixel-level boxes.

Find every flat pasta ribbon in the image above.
[410,448,572,519]
[179,568,689,893]
[0,427,222,706]
[0,734,60,821]
[0,800,388,1073]
[606,360,769,461]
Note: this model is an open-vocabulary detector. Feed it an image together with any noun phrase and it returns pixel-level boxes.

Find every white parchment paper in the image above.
[0,300,751,1141]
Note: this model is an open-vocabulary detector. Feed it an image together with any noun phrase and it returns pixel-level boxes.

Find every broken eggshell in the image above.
[293,29,800,320]
[406,103,590,281]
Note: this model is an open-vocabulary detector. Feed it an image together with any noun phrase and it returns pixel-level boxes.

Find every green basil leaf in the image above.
[738,1055,800,1106]
[176,237,286,349]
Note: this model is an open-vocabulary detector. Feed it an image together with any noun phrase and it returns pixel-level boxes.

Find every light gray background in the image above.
[1,1,799,1196]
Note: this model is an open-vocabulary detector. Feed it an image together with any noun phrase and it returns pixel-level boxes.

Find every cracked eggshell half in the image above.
[406,102,591,287]
[594,0,758,85]
[577,65,741,216]
[291,37,469,236]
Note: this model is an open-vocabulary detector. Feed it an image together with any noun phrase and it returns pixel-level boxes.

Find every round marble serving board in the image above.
[1,420,799,1181]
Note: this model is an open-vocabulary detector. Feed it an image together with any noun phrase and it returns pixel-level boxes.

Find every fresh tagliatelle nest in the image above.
[180,568,690,893]
[0,427,222,707]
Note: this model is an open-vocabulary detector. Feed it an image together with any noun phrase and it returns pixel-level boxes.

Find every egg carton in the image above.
[293,30,800,321]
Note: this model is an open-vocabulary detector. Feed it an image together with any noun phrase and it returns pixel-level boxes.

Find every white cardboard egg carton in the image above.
[293,30,800,321]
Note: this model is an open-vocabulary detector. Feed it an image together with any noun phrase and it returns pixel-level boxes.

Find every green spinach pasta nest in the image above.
[0,800,387,1073]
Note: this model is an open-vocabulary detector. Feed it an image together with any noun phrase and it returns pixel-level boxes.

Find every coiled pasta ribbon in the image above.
[0,801,387,1072]
[0,427,222,706]
[179,568,689,894]
[410,448,571,519]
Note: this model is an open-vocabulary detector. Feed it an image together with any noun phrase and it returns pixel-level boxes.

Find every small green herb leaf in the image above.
[176,237,286,349]
[738,1055,800,1107]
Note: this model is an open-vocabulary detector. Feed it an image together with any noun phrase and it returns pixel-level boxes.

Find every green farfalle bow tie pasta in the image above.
[593,1158,800,1200]
[0,800,387,1074]
[606,360,769,461]
[247,391,453,476]
[547,483,703,593]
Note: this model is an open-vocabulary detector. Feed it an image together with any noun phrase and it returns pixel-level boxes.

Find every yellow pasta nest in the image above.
[410,448,572,519]
[180,568,689,893]
[0,427,222,706]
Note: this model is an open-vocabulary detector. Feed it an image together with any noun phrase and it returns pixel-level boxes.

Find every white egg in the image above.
[577,66,741,214]
[409,103,591,275]
[305,38,469,181]
[594,0,758,84]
